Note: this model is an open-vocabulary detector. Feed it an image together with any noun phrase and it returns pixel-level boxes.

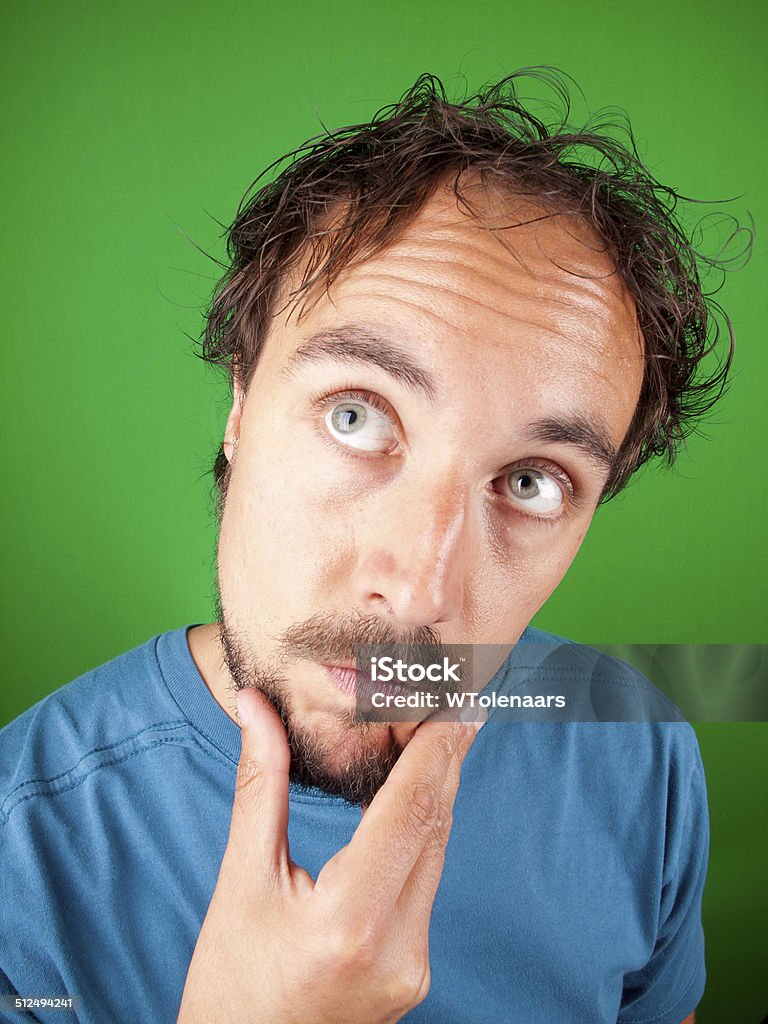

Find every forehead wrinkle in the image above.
[371,249,634,335]
[358,204,638,337]
[344,274,619,356]
[385,237,621,289]
[384,194,622,275]
[333,286,494,343]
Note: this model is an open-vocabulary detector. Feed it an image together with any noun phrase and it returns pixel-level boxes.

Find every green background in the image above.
[2,1,766,1020]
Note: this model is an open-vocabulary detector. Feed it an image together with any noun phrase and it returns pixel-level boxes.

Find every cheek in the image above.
[218,438,352,618]
[470,521,590,639]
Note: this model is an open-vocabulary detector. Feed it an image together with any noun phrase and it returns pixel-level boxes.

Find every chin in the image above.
[286,714,404,805]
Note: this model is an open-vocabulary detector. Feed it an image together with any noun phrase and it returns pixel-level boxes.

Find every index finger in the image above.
[320,718,479,906]
[221,688,292,885]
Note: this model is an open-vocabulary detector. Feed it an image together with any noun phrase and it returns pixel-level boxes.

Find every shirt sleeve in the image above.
[618,734,709,1024]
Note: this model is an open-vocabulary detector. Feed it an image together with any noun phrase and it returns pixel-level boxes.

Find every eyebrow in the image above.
[523,415,618,473]
[284,324,439,400]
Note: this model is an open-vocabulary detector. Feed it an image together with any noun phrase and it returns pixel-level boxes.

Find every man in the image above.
[0,72,722,1022]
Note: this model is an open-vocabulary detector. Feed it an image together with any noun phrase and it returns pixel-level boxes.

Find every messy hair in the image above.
[201,69,749,502]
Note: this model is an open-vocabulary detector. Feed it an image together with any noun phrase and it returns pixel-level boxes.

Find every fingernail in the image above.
[458,705,485,731]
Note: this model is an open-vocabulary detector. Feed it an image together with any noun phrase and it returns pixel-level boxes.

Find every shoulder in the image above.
[0,628,193,827]
[511,626,692,729]
[483,628,706,808]
[476,629,708,874]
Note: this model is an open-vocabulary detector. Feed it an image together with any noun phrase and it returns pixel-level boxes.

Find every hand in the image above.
[177,689,481,1024]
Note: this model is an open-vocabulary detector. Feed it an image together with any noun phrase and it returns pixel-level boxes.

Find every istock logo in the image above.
[369,656,463,684]
[354,643,477,723]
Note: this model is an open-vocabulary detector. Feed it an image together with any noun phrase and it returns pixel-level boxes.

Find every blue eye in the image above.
[502,468,563,513]
[324,401,396,453]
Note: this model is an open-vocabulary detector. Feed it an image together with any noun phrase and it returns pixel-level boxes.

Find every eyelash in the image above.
[310,387,581,521]
[311,387,395,421]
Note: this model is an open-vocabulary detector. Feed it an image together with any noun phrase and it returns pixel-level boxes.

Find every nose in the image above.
[352,479,475,627]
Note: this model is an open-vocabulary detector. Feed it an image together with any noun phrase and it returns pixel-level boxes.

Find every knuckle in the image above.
[415,965,432,1004]
[390,961,430,1009]
[324,918,379,971]
[436,810,453,844]
[425,815,447,852]
[407,783,439,831]
[234,757,266,800]
[434,731,458,763]
[323,922,430,1014]
[450,720,475,757]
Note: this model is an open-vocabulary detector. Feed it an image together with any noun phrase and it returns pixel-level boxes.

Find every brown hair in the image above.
[201,69,749,502]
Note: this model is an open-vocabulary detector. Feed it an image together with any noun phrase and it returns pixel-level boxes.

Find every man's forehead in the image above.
[280,182,640,356]
[379,184,637,326]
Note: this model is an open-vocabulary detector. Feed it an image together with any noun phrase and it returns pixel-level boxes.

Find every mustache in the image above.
[275,611,448,667]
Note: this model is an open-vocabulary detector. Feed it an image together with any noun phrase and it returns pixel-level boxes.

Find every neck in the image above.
[187,623,238,724]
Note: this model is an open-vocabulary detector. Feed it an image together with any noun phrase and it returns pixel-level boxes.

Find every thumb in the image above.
[224,687,292,881]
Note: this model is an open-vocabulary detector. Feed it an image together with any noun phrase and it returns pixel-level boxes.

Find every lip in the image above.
[323,664,370,698]
[322,662,421,704]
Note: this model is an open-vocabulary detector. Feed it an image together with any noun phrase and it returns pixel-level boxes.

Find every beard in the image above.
[214,591,447,806]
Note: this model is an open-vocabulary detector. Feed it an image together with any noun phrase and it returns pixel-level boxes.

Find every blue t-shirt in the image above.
[0,627,707,1023]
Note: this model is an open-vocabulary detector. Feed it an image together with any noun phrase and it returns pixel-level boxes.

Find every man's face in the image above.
[215,185,643,803]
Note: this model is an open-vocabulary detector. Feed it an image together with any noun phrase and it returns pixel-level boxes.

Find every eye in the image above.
[498,467,564,514]
[324,399,396,453]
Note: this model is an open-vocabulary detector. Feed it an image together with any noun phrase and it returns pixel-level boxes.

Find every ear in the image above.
[222,368,245,464]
